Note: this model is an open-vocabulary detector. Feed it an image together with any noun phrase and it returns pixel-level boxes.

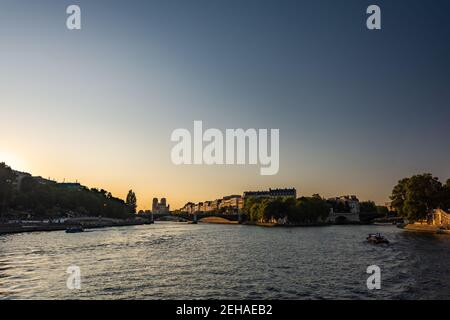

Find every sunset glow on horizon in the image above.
[1,0,450,211]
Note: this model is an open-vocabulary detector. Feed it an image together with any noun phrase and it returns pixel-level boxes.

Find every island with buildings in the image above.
[1,162,450,234]
[176,188,386,226]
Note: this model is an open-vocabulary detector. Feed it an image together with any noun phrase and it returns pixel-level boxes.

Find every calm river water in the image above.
[1,222,449,299]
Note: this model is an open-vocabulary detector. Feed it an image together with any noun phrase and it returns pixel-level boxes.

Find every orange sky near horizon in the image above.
[0,145,394,211]
[4,1,450,211]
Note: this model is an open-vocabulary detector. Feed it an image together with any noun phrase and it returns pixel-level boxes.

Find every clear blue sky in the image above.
[1,0,449,209]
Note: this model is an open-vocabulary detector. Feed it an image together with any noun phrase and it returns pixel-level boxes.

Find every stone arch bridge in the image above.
[151,212,247,223]
[327,212,360,224]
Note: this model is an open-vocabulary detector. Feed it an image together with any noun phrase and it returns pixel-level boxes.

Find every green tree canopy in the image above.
[390,173,445,222]
[292,195,330,223]
[243,195,330,224]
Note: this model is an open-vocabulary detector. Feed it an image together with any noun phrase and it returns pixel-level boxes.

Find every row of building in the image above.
[180,190,366,216]
[328,195,360,214]
[180,188,297,214]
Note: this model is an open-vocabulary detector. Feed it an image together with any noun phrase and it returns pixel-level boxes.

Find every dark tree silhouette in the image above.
[0,162,133,219]
[0,163,16,217]
[126,190,137,214]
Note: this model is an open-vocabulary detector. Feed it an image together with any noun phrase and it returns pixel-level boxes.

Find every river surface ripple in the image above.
[0,222,449,299]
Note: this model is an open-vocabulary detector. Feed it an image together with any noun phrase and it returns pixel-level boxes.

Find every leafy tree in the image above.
[263,198,286,221]
[243,196,260,214]
[329,200,349,213]
[244,194,330,224]
[376,206,389,215]
[360,201,377,213]
[293,195,330,223]
[2,163,133,219]
[391,177,409,217]
[443,179,450,210]
[390,174,444,222]
[126,190,137,214]
[0,163,16,216]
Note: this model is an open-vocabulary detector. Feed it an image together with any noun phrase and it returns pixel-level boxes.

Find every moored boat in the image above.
[436,228,449,234]
[66,226,84,233]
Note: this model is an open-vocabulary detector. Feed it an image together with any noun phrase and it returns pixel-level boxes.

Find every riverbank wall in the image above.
[404,223,450,234]
[0,219,153,235]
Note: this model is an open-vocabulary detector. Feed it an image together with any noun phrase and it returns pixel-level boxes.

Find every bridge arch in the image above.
[328,212,360,224]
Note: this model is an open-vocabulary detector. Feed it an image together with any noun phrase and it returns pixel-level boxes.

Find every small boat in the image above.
[66,226,84,233]
[367,233,389,244]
